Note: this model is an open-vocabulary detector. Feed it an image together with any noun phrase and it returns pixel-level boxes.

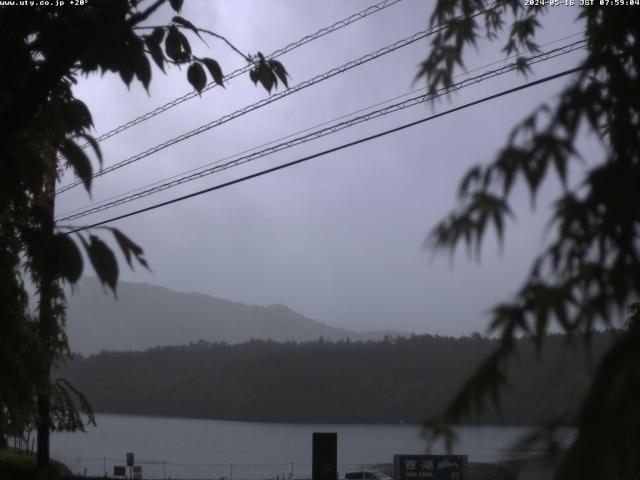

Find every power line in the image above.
[83,0,404,147]
[56,40,587,223]
[63,66,584,235]
[57,1,502,195]
[57,90,427,218]
[57,31,585,219]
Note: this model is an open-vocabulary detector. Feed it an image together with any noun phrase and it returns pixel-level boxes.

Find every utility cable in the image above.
[63,66,584,235]
[57,31,585,219]
[57,40,586,222]
[83,0,404,147]
[57,1,503,195]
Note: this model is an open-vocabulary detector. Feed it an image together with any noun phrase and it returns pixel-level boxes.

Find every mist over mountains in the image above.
[65,278,406,354]
[61,278,616,425]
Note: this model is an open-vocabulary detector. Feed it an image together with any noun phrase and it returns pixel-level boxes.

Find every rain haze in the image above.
[56,0,596,339]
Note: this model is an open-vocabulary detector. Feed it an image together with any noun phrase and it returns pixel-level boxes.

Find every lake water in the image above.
[50,414,557,479]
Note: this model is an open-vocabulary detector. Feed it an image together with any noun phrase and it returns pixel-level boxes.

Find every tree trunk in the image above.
[36,160,56,480]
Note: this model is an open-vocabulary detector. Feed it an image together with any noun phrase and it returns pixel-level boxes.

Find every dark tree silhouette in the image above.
[416,2,640,478]
[0,0,286,476]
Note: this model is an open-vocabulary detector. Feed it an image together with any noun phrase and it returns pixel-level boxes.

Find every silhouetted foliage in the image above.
[416,1,640,478]
[0,0,285,445]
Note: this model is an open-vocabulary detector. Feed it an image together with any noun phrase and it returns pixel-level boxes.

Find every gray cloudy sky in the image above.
[57,0,598,336]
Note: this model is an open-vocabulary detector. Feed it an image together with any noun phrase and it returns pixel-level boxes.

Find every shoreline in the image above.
[75,411,576,429]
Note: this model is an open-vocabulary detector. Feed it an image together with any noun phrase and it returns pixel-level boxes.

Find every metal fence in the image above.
[53,457,384,480]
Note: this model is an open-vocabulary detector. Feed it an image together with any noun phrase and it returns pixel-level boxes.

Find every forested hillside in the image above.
[60,332,616,425]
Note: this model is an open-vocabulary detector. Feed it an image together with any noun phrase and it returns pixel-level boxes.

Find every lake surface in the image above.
[51,414,559,479]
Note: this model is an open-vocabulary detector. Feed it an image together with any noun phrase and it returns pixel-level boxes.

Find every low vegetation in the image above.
[0,449,71,480]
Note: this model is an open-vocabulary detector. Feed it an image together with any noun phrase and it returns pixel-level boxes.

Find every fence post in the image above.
[163,461,166,480]
[230,462,233,480]
[103,457,106,476]
[291,462,294,480]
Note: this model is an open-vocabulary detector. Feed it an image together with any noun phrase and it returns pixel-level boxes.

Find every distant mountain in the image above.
[65,278,405,354]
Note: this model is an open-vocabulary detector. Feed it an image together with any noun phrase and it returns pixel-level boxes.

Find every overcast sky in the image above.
[57,0,599,336]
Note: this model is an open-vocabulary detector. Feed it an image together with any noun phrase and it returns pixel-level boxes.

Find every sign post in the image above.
[126,453,135,480]
[393,455,467,480]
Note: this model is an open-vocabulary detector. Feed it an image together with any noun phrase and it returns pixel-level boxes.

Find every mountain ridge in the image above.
[65,277,406,354]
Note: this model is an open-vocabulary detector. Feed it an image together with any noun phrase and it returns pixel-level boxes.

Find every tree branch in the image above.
[135,24,251,62]
[197,28,251,62]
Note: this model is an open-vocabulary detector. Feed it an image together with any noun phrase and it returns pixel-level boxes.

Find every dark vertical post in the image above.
[36,394,50,480]
[312,433,337,480]
[37,158,56,480]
